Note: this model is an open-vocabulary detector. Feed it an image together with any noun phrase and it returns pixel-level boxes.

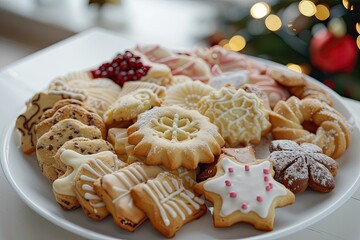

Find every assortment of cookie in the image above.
[15,44,352,238]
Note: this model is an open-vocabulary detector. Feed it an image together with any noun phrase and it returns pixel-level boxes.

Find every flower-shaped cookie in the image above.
[194,155,295,230]
[163,81,214,110]
[127,106,225,170]
[268,140,338,194]
[104,89,161,127]
[198,87,271,147]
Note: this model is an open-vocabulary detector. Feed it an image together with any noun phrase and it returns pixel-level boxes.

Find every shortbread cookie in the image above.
[104,89,161,127]
[49,75,121,116]
[265,66,305,87]
[268,140,338,193]
[36,119,102,182]
[53,137,115,176]
[40,99,95,121]
[194,155,295,230]
[288,80,333,106]
[93,162,164,232]
[16,91,85,154]
[269,96,351,159]
[135,44,212,82]
[131,172,207,238]
[162,81,214,110]
[52,149,121,210]
[119,81,166,98]
[91,50,173,87]
[208,71,249,89]
[197,146,256,182]
[74,151,125,219]
[198,87,271,147]
[242,84,271,110]
[127,106,225,170]
[166,75,193,88]
[35,104,106,139]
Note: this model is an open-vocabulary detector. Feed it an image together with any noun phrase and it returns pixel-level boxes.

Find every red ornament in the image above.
[310,29,358,73]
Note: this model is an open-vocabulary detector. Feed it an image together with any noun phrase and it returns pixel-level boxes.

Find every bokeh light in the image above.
[228,35,246,51]
[328,18,346,37]
[315,4,330,21]
[342,0,354,10]
[356,22,360,34]
[265,14,282,31]
[218,39,229,47]
[250,2,270,19]
[286,63,302,73]
[357,35,360,50]
[298,0,316,17]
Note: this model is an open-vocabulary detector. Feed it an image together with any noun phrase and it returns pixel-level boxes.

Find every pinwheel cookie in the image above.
[127,106,225,170]
[268,140,338,193]
[162,81,214,110]
[104,88,161,127]
[198,87,271,147]
[52,149,123,211]
[194,155,295,230]
[16,91,85,154]
[131,172,207,238]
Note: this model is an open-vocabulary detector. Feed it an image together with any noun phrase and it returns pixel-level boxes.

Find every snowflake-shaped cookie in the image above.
[194,155,295,230]
[127,106,225,170]
[268,140,338,193]
[198,87,271,147]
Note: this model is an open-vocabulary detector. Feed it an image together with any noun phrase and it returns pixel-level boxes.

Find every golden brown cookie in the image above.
[268,140,338,193]
[131,172,207,238]
[198,87,271,147]
[194,155,295,230]
[288,80,333,106]
[36,119,102,182]
[53,137,115,176]
[93,162,164,232]
[16,91,85,154]
[265,66,305,87]
[127,106,225,170]
[35,104,106,140]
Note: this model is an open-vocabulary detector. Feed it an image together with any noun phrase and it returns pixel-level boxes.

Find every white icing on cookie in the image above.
[208,70,249,89]
[203,158,286,218]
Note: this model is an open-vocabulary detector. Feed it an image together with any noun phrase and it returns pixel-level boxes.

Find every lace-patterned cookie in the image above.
[48,75,121,116]
[162,81,214,110]
[198,87,271,147]
[127,106,225,170]
[268,140,338,193]
[35,104,106,140]
[16,91,85,154]
[104,89,161,127]
[194,155,295,230]
[36,119,103,182]
[93,162,165,232]
[119,81,166,98]
[52,150,121,210]
[131,172,206,238]
[135,45,212,82]
[166,75,193,88]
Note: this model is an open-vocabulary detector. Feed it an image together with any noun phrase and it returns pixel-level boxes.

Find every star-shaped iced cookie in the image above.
[194,155,295,230]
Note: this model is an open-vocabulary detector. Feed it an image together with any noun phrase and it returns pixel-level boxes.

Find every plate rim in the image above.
[1,58,360,240]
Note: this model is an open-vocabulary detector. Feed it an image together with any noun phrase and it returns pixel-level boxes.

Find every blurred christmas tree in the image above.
[207,0,360,100]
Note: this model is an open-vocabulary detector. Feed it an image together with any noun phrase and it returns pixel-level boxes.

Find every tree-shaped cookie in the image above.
[195,154,295,230]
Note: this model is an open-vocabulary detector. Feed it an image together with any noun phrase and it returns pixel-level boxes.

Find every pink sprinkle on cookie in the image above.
[245,165,250,171]
[229,191,237,198]
[225,180,231,186]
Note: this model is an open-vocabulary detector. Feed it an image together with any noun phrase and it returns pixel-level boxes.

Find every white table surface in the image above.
[1,28,360,240]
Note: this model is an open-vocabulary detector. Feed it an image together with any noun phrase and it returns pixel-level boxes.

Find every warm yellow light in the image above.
[223,43,231,50]
[250,2,270,19]
[343,0,354,10]
[357,36,360,50]
[229,35,246,51]
[265,14,282,31]
[218,39,229,47]
[298,0,316,17]
[356,23,360,34]
[286,63,302,73]
[315,4,330,21]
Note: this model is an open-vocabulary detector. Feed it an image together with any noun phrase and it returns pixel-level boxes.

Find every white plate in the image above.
[1,35,360,240]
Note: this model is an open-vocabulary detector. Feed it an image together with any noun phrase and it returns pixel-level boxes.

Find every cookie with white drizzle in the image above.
[52,149,122,211]
[194,154,295,230]
[131,172,207,238]
[93,162,164,232]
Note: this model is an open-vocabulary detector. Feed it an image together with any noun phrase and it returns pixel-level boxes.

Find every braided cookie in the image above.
[288,80,333,106]
[269,96,350,159]
[198,87,271,147]
[127,106,225,170]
